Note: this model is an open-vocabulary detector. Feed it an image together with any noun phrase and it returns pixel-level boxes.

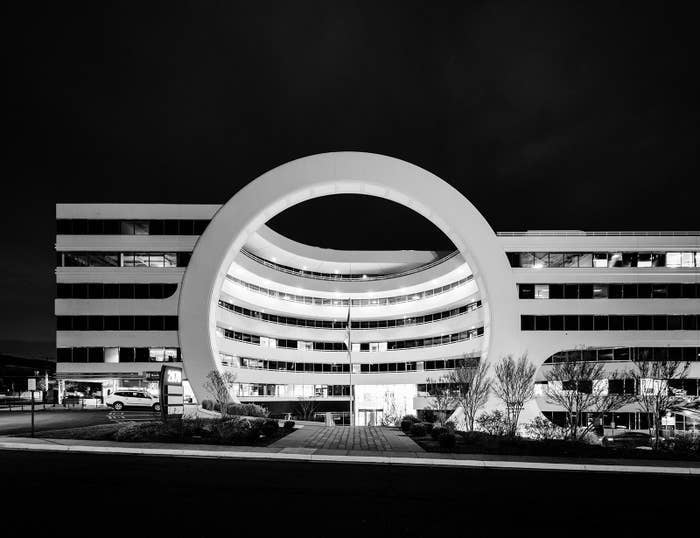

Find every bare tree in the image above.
[446,360,491,431]
[296,398,319,420]
[544,359,633,441]
[203,369,237,416]
[492,354,536,436]
[380,391,405,427]
[628,358,691,448]
[425,375,457,423]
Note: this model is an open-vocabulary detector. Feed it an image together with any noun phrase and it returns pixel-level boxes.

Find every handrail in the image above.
[240,249,460,281]
[497,231,700,237]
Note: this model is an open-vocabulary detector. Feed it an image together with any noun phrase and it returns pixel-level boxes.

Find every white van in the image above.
[106,390,160,411]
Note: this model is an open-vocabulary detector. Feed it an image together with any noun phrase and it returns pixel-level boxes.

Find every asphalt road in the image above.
[0,408,156,435]
[0,450,696,534]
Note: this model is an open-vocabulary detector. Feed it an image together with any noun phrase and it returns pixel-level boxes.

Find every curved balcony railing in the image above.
[239,248,460,281]
[224,273,475,308]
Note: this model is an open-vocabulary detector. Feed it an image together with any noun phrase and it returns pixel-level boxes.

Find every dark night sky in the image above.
[3,2,698,357]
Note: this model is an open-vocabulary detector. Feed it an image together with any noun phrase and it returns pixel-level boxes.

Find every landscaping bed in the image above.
[411,431,699,461]
[401,418,699,462]
[31,416,296,446]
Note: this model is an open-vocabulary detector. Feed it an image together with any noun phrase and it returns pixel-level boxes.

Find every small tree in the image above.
[203,369,237,416]
[446,360,491,431]
[296,398,319,420]
[628,358,690,448]
[425,375,457,423]
[380,391,405,427]
[492,354,536,436]
[544,359,633,441]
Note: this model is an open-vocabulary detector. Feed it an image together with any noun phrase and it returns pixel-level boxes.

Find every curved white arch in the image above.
[178,152,519,403]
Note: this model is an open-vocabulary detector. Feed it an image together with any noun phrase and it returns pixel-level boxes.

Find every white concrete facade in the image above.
[56,152,699,426]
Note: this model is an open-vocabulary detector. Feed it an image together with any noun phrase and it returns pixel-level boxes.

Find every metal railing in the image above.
[497,231,700,237]
[240,248,460,281]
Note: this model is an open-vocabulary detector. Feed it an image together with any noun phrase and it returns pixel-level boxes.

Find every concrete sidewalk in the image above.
[1,435,697,475]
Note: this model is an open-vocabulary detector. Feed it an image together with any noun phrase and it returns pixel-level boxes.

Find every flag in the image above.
[343,303,352,352]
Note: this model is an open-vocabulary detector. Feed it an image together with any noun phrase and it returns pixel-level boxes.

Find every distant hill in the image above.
[0,340,55,361]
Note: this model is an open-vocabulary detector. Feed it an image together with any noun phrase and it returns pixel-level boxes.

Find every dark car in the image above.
[602,431,651,449]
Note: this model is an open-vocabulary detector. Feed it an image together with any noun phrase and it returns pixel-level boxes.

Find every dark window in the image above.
[149,220,164,235]
[73,348,88,362]
[623,316,638,331]
[549,315,564,331]
[149,316,164,331]
[683,316,697,331]
[609,316,623,331]
[88,347,104,363]
[72,316,88,330]
[549,284,564,299]
[535,316,549,331]
[652,315,667,331]
[119,284,134,299]
[638,284,652,298]
[87,283,103,299]
[564,316,578,331]
[578,284,593,299]
[594,315,608,331]
[579,316,593,331]
[57,348,72,362]
[622,284,638,299]
[57,283,71,298]
[194,220,209,235]
[164,220,179,235]
[177,252,191,266]
[134,284,149,299]
[104,316,119,330]
[638,315,652,330]
[135,348,150,362]
[564,284,578,299]
[87,316,103,331]
[179,220,194,235]
[668,316,683,331]
[164,316,178,330]
[119,316,135,330]
[56,317,72,330]
[519,284,534,299]
[520,315,535,330]
[134,317,149,330]
[608,284,623,299]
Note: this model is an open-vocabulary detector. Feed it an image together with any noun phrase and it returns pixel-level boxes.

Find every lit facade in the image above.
[56,152,700,428]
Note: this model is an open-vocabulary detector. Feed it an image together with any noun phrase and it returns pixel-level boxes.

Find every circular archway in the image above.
[178,152,519,403]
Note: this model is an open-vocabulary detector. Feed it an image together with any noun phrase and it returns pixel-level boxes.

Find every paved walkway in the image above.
[271,425,421,452]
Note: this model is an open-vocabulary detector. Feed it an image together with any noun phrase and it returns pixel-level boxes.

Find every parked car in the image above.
[106,390,160,411]
[601,431,651,449]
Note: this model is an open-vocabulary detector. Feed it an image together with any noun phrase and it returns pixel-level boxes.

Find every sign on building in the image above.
[159,365,184,421]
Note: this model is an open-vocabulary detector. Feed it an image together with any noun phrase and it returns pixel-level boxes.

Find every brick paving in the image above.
[271,425,422,452]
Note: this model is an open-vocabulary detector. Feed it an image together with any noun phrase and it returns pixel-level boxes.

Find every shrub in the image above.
[261,418,279,437]
[523,416,565,441]
[444,421,456,432]
[283,420,295,432]
[421,409,437,423]
[424,422,434,434]
[400,414,420,424]
[671,433,699,454]
[224,403,269,418]
[431,425,448,441]
[460,431,492,445]
[400,419,414,433]
[476,410,508,436]
[216,417,264,443]
[409,422,427,437]
[438,432,457,450]
[201,400,214,411]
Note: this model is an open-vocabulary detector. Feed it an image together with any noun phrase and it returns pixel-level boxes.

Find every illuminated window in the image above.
[534,285,549,299]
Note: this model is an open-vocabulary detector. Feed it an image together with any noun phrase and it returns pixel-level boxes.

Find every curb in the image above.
[1,441,698,475]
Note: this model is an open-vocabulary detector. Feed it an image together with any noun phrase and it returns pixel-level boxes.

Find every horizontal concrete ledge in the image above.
[1,439,698,475]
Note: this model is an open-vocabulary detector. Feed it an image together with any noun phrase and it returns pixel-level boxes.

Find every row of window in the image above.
[56,347,181,363]
[219,354,477,373]
[56,316,179,331]
[56,252,191,268]
[542,410,700,431]
[243,249,458,281]
[56,283,178,299]
[217,299,482,330]
[227,275,473,307]
[521,314,700,331]
[544,347,700,364]
[57,219,210,236]
[218,326,485,351]
[518,283,700,300]
[237,383,351,398]
[507,251,700,269]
